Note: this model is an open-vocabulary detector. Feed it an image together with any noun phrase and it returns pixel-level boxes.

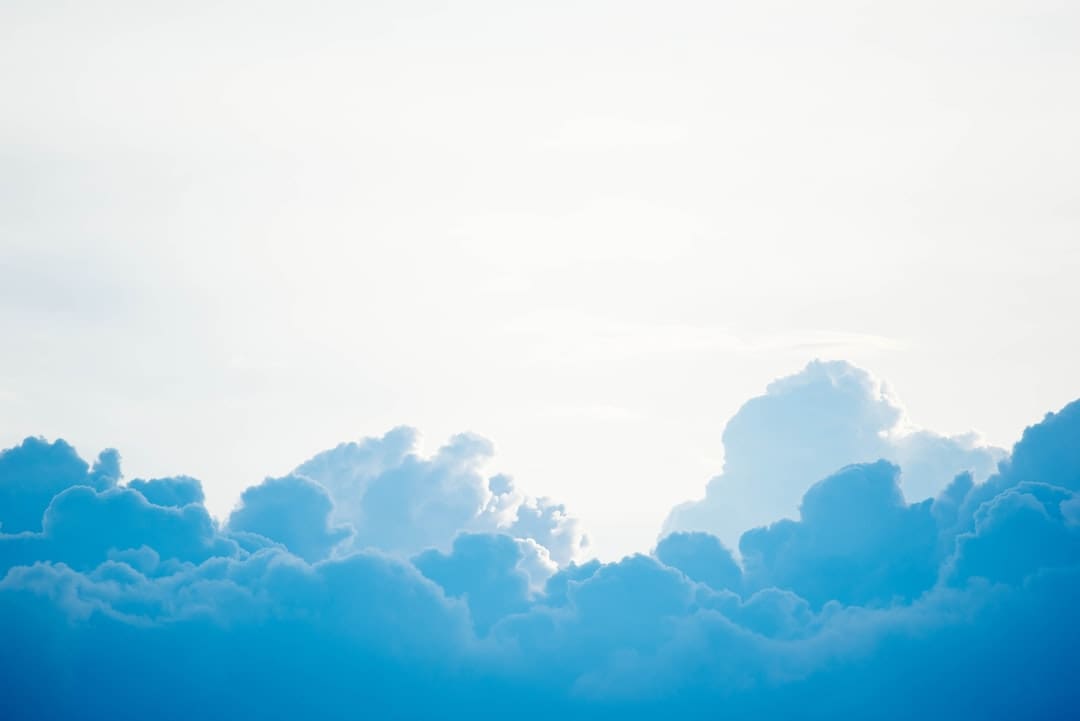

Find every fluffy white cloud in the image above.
[294,428,587,565]
[664,360,1003,551]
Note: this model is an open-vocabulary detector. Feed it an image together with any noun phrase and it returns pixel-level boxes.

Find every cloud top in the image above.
[664,360,1004,549]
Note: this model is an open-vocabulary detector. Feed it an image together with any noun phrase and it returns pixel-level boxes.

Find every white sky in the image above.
[2,1,1078,559]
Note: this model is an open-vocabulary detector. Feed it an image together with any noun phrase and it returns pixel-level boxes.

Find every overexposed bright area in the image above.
[2,1,1078,558]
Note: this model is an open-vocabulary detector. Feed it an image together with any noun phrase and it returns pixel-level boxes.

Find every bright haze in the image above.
[2,1,1078,559]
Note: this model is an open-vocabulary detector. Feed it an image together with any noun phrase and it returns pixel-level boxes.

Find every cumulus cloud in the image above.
[0,437,119,533]
[956,398,1080,525]
[1,362,1079,719]
[1,484,238,575]
[127,475,204,508]
[414,532,547,634]
[654,531,742,592]
[739,460,939,607]
[664,360,1004,551]
[227,475,353,563]
[294,428,587,564]
[948,481,1080,586]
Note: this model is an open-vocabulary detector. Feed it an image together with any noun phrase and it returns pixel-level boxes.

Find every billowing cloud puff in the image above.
[0,437,119,533]
[227,475,353,562]
[127,475,205,508]
[294,428,587,564]
[739,460,938,607]
[956,398,1080,526]
[654,531,742,592]
[664,360,1004,551]
[2,362,1079,719]
[414,532,548,634]
[1,484,238,575]
[948,481,1080,586]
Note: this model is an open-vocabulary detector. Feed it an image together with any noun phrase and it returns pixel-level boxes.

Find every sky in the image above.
[2,1,1079,562]
[3,4,1080,718]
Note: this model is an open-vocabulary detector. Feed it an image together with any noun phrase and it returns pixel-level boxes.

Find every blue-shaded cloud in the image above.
[0,437,119,533]
[655,531,742,592]
[127,475,204,508]
[1,484,238,575]
[948,481,1080,586]
[294,427,587,564]
[414,532,539,634]
[739,460,938,607]
[665,360,1004,550]
[956,398,1080,525]
[1,361,1079,719]
[227,474,352,562]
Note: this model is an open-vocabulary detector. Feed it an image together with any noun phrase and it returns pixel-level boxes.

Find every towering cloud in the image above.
[664,360,1003,550]
[1,361,1078,719]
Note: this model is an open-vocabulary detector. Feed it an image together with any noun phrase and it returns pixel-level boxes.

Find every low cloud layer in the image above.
[2,361,1078,719]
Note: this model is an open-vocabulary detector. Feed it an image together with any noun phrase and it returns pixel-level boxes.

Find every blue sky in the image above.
[2,2,1079,717]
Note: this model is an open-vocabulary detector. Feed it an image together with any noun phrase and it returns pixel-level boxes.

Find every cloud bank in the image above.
[2,360,1078,719]
[665,360,1004,550]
